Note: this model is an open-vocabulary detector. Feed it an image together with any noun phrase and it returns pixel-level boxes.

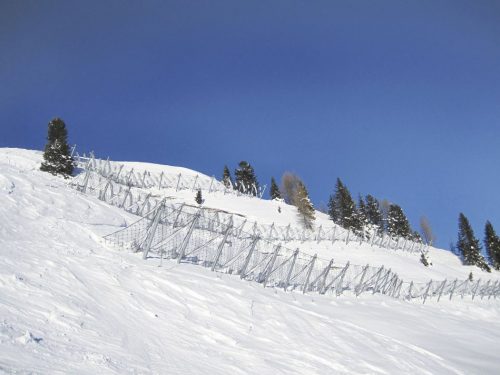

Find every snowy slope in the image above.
[81,151,500,284]
[1,148,500,374]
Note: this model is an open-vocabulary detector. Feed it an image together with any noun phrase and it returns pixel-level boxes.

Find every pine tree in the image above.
[357,195,368,225]
[270,177,281,200]
[412,230,423,243]
[484,221,500,270]
[327,194,338,223]
[234,161,259,196]
[195,189,203,205]
[222,165,233,189]
[365,194,383,232]
[386,204,412,240]
[356,195,369,238]
[327,178,361,234]
[327,178,342,223]
[40,117,74,177]
[457,213,490,272]
[295,180,315,229]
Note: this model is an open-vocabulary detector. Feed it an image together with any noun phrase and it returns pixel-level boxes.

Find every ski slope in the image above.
[1,148,500,374]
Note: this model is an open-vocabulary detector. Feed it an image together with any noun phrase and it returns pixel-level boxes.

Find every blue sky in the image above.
[1,0,499,248]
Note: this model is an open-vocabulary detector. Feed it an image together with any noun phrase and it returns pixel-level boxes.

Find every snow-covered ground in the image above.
[89,151,500,284]
[1,148,500,374]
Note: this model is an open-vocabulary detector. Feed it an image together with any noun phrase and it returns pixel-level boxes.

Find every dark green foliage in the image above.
[356,195,370,239]
[457,213,490,272]
[222,165,233,189]
[386,204,412,240]
[270,177,281,200]
[412,230,423,243]
[234,161,259,196]
[327,194,338,223]
[40,118,74,177]
[327,178,360,233]
[327,178,343,223]
[357,195,367,225]
[295,180,315,229]
[195,189,203,205]
[484,221,500,270]
[364,194,383,231]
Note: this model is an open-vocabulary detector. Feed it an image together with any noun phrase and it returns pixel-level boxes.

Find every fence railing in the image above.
[73,152,266,198]
[67,150,500,303]
[71,167,428,257]
[101,198,500,303]
[72,152,429,254]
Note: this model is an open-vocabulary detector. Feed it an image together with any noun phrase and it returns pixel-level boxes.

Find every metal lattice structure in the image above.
[102,200,500,303]
[73,152,266,198]
[71,152,429,254]
[68,151,500,303]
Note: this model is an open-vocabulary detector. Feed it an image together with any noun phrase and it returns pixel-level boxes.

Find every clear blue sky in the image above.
[1,1,499,249]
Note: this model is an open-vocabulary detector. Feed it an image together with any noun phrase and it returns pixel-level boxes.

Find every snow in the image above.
[93,153,500,284]
[1,148,500,374]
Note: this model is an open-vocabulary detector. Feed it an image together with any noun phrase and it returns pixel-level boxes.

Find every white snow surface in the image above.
[1,148,500,374]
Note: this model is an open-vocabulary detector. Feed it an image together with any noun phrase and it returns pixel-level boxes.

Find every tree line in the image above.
[39,117,500,273]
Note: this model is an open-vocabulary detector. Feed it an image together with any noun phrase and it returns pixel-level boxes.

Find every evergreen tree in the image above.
[327,178,359,232]
[327,194,338,223]
[270,177,281,200]
[40,117,74,177]
[234,161,259,196]
[484,221,500,270]
[386,204,412,240]
[364,194,383,231]
[295,180,315,229]
[327,178,343,223]
[457,213,490,272]
[195,189,203,205]
[222,165,233,189]
[356,195,370,238]
[412,230,423,243]
[357,195,367,224]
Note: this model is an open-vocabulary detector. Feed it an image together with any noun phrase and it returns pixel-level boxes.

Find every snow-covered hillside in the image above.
[1,148,500,374]
[76,150,500,285]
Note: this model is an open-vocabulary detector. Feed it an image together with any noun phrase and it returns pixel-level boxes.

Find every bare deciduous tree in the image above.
[280,172,301,205]
[280,172,315,229]
[420,216,436,245]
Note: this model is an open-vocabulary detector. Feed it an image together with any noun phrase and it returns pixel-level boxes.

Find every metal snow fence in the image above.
[72,168,424,266]
[74,151,266,198]
[71,152,500,302]
[101,199,500,303]
[73,151,428,255]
